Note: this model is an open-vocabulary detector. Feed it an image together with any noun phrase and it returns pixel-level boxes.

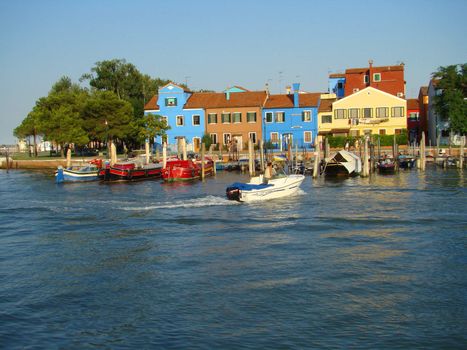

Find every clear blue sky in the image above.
[1,0,466,144]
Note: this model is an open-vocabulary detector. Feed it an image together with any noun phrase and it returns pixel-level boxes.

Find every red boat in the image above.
[99,161,163,182]
[162,158,214,182]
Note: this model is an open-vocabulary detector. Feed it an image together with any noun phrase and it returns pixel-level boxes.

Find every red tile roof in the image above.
[329,73,345,78]
[144,95,159,110]
[263,93,321,108]
[184,91,267,109]
[318,98,336,113]
[407,98,419,110]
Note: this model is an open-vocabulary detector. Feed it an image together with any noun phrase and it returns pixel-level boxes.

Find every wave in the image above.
[120,195,240,211]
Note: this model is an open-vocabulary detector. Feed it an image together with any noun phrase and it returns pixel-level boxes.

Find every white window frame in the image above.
[165,97,177,106]
[221,112,231,124]
[270,132,279,143]
[265,111,273,123]
[304,131,312,143]
[210,133,217,144]
[373,73,381,82]
[248,132,257,144]
[176,115,184,126]
[376,107,389,118]
[207,113,217,124]
[302,110,311,122]
[232,112,242,123]
[334,109,347,119]
[223,133,231,145]
[247,111,257,123]
[392,107,405,118]
[192,114,201,126]
[275,111,285,123]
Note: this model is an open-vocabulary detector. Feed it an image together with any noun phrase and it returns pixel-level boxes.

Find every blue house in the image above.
[262,83,320,150]
[328,73,346,98]
[144,83,205,152]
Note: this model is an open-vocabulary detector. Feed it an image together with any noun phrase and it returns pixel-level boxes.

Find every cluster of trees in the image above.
[432,63,467,135]
[14,59,174,156]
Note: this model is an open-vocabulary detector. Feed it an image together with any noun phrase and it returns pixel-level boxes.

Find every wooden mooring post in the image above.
[259,140,265,173]
[248,139,255,177]
[162,142,167,169]
[459,136,465,169]
[312,138,320,178]
[201,143,205,180]
[362,137,369,177]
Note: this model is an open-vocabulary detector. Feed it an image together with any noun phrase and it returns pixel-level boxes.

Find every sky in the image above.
[0,0,466,144]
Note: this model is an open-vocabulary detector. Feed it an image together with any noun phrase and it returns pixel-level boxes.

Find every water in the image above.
[0,168,466,349]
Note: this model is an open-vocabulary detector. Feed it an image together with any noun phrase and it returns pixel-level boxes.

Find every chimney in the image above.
[368,59,374,86]
[292,83,300,108]
[225,91,230,100]
[265,83,270,98]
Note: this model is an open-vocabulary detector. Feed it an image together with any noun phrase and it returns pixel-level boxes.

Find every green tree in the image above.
[432,64,467,134]
[13,110,41,157]
[82,90,134,144]
[138,113,171,149]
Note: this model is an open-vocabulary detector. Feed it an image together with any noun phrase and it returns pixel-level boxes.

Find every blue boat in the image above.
[55,164,100,183]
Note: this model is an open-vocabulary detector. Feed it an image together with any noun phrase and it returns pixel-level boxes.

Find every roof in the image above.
[329,73,345,78]
[346,65,404,74]
[184,91,267,109]
[318,98,336,113]
[263,93,321,108]
[144,95,159,110]
[407,98,419,110]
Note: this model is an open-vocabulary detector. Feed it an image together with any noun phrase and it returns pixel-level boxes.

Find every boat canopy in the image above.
[330,150,362,174]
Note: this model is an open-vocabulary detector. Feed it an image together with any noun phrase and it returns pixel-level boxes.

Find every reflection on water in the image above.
[0,169,466,349]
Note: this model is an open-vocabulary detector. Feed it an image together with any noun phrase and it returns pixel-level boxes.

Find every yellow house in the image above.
[318,87,407,138]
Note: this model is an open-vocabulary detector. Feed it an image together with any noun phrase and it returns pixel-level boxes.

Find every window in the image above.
[208,113,217,124]
[265,112,273,123]
[232,112,242,123]
[192,115,200,126]
[176,115,184,126]
[302,110,311,122]
[364,75,369,83]
[409,112,419,121]
[321,115,332,123]
[210,133,217,144]
[304,131,312,143]
[348,108,359,119]
[337,82,343,89]
[249,132,257,144]
[334,109,347,119]
[221,112,231,123]
[376,107,389,118]
[350,130,360,137]
[392,107,404,117]
[373,73,381,82]
[270,132,279,143]
[165,97,177,106]
[395,129,402,135]
[223,133,231,145]
[362,108,372,118]
[275,112,285,123]
[379,129,386,135]
[247,112,257,122]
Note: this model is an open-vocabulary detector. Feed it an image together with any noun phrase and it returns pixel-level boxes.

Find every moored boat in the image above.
[398,154,416,169]
[162,158,214,182]
[99,161,162,181]
[322,150,362,177]
[55,159,103,183]
[226,172,305,202]
[377,157,397,174]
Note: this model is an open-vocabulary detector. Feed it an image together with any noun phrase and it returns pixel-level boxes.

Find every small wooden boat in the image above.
[322,150,362,177]
[162,158,214,182]
[99,161,162,182]
[226,172,305,202]
[55,159,103,183]
[377,158,396,174]
[398,155,416,169]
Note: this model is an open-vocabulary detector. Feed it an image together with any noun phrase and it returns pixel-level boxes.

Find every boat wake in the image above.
[120,195,240,211]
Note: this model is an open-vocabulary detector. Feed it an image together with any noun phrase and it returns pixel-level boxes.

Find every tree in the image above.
[432,64,467,135]
[138,113,171,148]
[82,90,134,144]
[13,110,41,157]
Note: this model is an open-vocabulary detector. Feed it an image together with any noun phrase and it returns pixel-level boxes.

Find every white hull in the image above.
[239,174,305,202]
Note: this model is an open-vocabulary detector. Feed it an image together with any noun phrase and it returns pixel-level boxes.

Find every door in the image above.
[193,137,201,153]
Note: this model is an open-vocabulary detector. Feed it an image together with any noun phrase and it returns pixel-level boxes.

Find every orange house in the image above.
[184,90,267,151]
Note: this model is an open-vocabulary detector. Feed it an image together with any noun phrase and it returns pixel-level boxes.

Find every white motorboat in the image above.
[226,172,305,202]
[323,150,362,177]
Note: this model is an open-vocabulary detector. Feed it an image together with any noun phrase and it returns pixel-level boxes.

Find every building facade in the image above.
[262,83,320,150]
[407,98,420,144]
[325,87,407,137]
[144,83,205,152]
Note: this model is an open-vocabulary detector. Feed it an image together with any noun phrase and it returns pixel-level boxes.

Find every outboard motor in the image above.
[226,185,241,201]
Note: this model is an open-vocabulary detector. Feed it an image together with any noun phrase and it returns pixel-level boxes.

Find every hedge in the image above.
[326,129,408,148]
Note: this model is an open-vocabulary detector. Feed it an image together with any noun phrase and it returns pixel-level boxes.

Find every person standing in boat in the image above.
[264,161,276,180]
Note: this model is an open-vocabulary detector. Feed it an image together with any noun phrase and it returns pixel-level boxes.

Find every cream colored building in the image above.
[318,87,407,138]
